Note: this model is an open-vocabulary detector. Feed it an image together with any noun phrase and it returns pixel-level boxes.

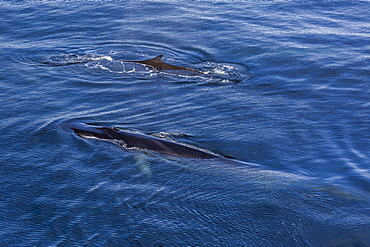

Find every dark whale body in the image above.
[124,55,204,74]
[69,123,258,167]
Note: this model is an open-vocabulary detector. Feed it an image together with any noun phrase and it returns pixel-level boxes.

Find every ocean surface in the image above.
[1,1,369,246]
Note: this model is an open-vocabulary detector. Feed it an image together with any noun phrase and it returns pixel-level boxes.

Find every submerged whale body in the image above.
[124,55,204,74]
[69,123,258,167]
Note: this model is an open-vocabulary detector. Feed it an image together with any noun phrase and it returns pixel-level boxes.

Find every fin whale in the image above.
[124,55,204,74]
[69,123,258,167]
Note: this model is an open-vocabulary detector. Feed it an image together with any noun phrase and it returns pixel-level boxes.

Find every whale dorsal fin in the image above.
[124,54,204,74]
[148,55,164,62]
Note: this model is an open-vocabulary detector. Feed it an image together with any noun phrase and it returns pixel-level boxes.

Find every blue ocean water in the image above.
[1,1,369,246]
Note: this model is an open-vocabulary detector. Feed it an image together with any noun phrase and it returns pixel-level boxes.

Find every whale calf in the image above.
[124,55,204,74]
[69,123,258,167]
